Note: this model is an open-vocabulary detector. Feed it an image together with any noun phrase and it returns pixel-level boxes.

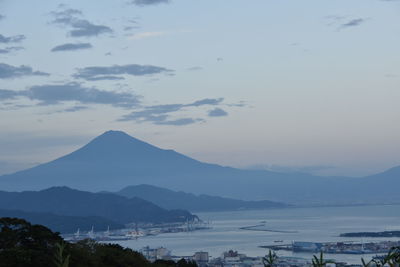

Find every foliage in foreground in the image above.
[361,246,400,267]
[263,248,400,267]
[0,217,197,267]
[263,249,278,267]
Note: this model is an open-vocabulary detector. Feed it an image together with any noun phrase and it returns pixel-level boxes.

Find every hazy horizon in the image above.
[0,129,398,178]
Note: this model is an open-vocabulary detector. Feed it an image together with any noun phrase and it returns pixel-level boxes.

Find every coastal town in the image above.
[61,223,400,266]
[63,221,211,242]
[137,246,395,267]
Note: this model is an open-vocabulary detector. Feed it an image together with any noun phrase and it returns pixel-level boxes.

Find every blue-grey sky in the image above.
[0,0,399,177]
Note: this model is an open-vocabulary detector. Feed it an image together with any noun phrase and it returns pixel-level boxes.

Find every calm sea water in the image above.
[112,204,400,264]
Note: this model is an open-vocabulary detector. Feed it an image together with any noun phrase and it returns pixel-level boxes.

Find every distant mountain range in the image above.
[117,184,288,212]
[0,187,196,227]
[0,130,399,205]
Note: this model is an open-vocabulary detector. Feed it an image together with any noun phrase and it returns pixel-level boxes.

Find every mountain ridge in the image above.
[0,130,399,204]
[117,184,289,212]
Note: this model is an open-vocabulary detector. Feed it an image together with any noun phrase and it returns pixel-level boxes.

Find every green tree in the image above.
[362,247,400,267]
[263,250,278,267]
[54,242,70,267]
[68,239,151,267]
[0,217,63,267]
[311,251,333,267]
[176,258,198,267]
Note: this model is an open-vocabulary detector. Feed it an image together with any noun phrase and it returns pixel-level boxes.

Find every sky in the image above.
[0,0,399,177]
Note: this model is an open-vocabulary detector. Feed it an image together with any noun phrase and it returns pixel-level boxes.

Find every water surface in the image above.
[112,204,400,264]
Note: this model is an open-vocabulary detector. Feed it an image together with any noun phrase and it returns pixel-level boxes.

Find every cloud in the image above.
[0,14,4,21]
[28,83,139,107]
[123,18,140,32]
[51,8,113,37]
[130,0,170,6]
[208,108,228,117]
[69,21,113,37]
[0,34,25,43]
[0,83,140,108]
[79,75,125,81]
[340,18,366,29]
[59,105,89,113]
[0,63,49,79]
[73,64,174,81]
[191,98,223,106]
[155,118,204,126]
[227,100,248,107]
[0,46,24,54]
[51,43,92,52]
[325,16,368,30]
[0,89,22,100]
[124,26,139,32]
[118,97,223,125]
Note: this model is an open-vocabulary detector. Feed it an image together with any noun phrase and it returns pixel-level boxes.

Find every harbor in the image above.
[260,240,400,255]
[62,220,211,242]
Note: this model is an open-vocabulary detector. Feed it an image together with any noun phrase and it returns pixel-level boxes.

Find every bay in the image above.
[111,204,400,264]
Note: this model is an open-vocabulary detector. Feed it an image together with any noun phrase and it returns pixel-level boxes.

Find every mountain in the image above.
[0,130,399,204]
[0,130,207,191]
[117,184,288,212]
[0,209,124,233]
[0,187,197,224]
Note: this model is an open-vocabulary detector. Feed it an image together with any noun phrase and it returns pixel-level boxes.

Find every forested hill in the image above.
[0,187,197,225]
[0,209,124,233]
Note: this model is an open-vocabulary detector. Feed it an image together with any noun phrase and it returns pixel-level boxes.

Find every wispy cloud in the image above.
[123,18,140,32]
[73,64,174,81]
[0,83,140,108]
[50,8,113,37]
[340,18,366,29]
[51,43,92,52]
[0,34,25,44]
[0,46,24,54]
[227,100,248,107]
[0,63,49,79]
[58,105,89,113]
[156,118,204,126]
[0,89,22,99]
[191,98,223,106]
[119,98,224,126]
[325,16,368,31]
[130,0,170,6]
